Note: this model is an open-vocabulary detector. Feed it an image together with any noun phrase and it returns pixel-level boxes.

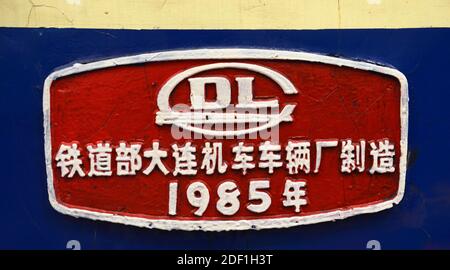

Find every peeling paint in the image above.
[27,0,74,27]
[1,0,449,30]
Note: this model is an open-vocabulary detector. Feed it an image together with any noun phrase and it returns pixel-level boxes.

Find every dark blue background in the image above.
[0,28,449,249]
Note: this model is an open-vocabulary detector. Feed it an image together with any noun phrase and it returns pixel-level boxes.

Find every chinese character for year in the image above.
[369,139,395,174]
[201,142,227,174]
[87,142,113,177]
[340,139,366,173]
[258,141,282,174]
[286,141,310,174]
[172,142,197,176]
[116,142,142,176]
[282,179,307,213]
[143,142,169,175]
[55,143,85,178]
[232,142,255,175]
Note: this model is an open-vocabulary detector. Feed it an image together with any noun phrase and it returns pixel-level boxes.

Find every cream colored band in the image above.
[1,0,449,30]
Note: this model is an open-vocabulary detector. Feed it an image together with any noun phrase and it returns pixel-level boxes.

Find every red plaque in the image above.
[44,49,408,231]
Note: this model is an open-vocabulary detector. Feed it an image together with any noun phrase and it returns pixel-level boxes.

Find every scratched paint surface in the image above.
[1,0,450,29]
[0,28,450,248]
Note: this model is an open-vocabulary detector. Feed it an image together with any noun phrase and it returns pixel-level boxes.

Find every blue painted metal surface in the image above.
[0,28,449,249]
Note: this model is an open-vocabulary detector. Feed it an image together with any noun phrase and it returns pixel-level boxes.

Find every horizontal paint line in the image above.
[1,0,450,30]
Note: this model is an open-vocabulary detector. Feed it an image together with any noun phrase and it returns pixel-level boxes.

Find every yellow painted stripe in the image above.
[1,0,450,30]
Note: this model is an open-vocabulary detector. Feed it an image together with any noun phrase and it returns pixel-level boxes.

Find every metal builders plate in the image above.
[43,49,408,231]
